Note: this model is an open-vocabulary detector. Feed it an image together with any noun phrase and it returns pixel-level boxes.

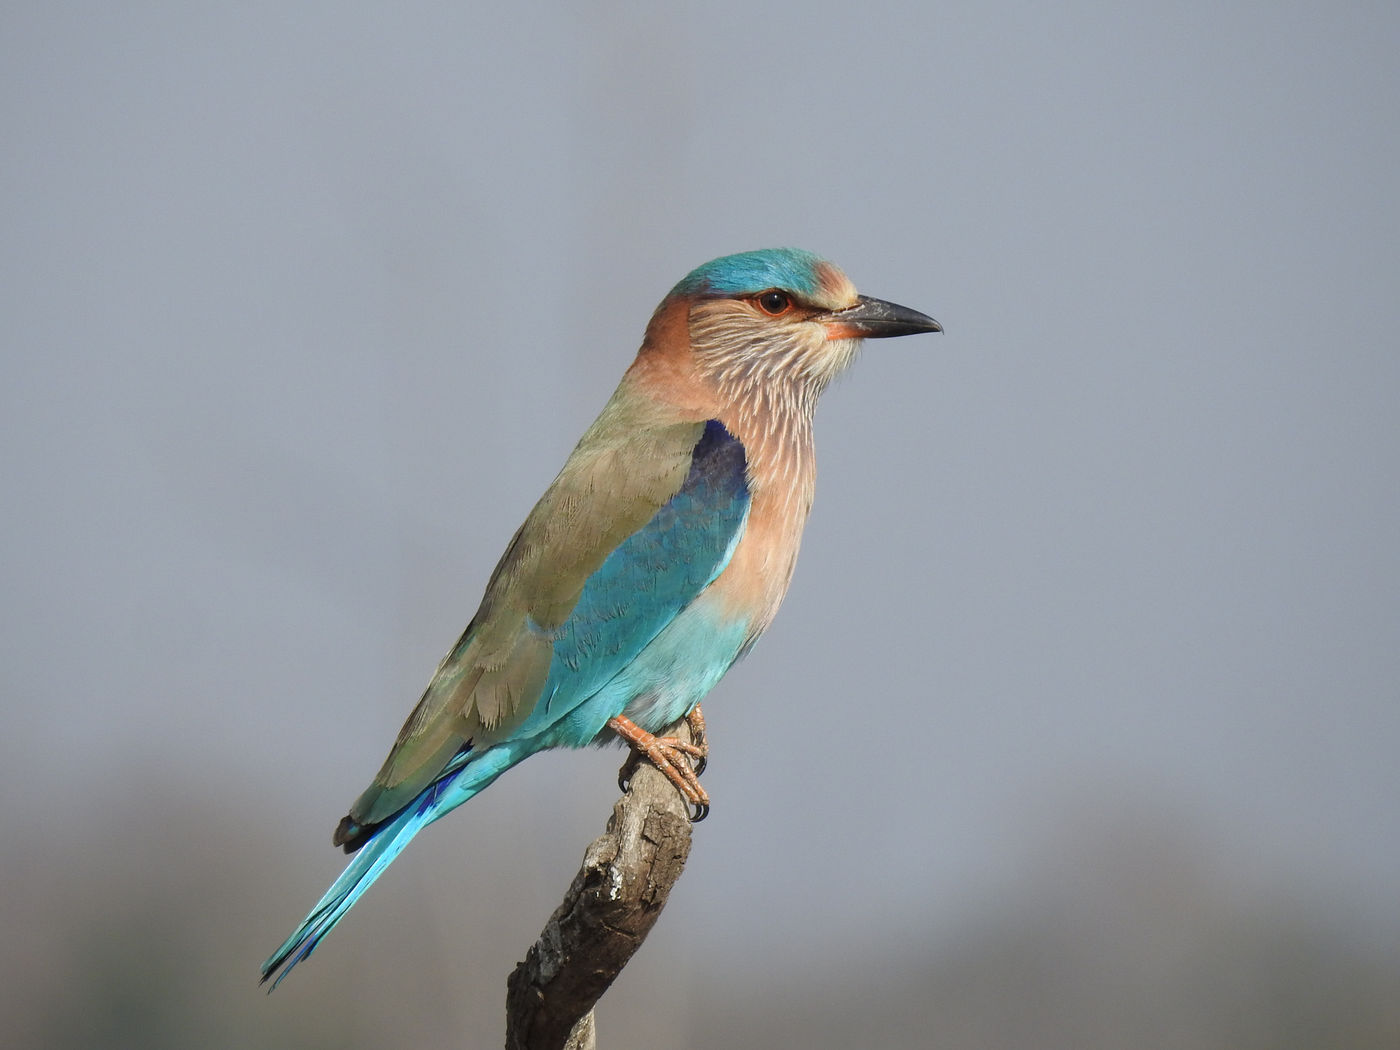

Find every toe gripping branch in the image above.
[608,706,711,821]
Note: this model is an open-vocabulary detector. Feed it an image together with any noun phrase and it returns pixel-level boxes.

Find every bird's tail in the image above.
[260,745,519,988]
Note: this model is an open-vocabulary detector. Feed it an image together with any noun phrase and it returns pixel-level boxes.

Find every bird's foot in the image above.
[685,705,708,776]
[609,713,710,821]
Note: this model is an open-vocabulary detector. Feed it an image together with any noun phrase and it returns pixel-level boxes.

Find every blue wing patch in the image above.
[534,419,749,724]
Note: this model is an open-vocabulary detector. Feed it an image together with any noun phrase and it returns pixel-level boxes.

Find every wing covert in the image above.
[543,419,749,709]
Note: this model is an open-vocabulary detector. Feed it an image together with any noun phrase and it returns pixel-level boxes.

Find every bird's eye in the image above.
[756,290,792,316]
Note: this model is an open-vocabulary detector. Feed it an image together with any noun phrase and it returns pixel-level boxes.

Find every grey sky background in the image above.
[4,3,1398,1047]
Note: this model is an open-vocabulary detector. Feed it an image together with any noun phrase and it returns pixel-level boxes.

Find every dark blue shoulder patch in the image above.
[684,419,748,503]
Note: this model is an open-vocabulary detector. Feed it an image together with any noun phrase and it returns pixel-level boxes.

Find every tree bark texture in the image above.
[504,719,696,1050]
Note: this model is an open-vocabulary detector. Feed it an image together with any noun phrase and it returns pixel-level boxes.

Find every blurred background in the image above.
[4,2,1398,1047]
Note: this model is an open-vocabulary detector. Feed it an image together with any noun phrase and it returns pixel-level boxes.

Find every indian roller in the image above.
[261,248,941,986]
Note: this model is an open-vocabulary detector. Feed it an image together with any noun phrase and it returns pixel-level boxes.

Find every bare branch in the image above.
[505,719,696,1050]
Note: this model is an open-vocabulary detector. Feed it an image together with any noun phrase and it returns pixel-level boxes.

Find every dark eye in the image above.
[756,290,792,315]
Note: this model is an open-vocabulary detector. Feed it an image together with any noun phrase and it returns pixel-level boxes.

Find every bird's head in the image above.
[652,248,941,414]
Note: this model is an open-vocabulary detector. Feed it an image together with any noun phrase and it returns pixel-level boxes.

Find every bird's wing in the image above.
[345,417,749,830]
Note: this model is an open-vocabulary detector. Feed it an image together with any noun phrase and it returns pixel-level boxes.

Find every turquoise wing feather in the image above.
[539,419,749,719]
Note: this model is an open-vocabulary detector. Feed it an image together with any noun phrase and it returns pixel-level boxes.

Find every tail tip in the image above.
[333,814,371,853]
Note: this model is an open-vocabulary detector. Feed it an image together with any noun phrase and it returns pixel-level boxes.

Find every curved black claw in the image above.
[692,754,707,778]
[617,750,641,793]
[689,799,710,822]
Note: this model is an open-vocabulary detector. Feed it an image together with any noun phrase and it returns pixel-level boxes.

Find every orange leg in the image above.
[685,705,709,775]
[609,708,710,821]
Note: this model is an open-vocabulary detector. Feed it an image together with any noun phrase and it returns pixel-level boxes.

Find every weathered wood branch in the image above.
[504,719,697,1050]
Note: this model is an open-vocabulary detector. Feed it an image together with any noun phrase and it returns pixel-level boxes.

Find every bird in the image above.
[261,248,941,986]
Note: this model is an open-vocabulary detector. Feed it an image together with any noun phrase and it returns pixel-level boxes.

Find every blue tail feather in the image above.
[261,745,521,988]
[260,791,433,988]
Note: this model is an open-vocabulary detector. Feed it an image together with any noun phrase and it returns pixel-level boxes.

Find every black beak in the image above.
[821,295,943,340]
